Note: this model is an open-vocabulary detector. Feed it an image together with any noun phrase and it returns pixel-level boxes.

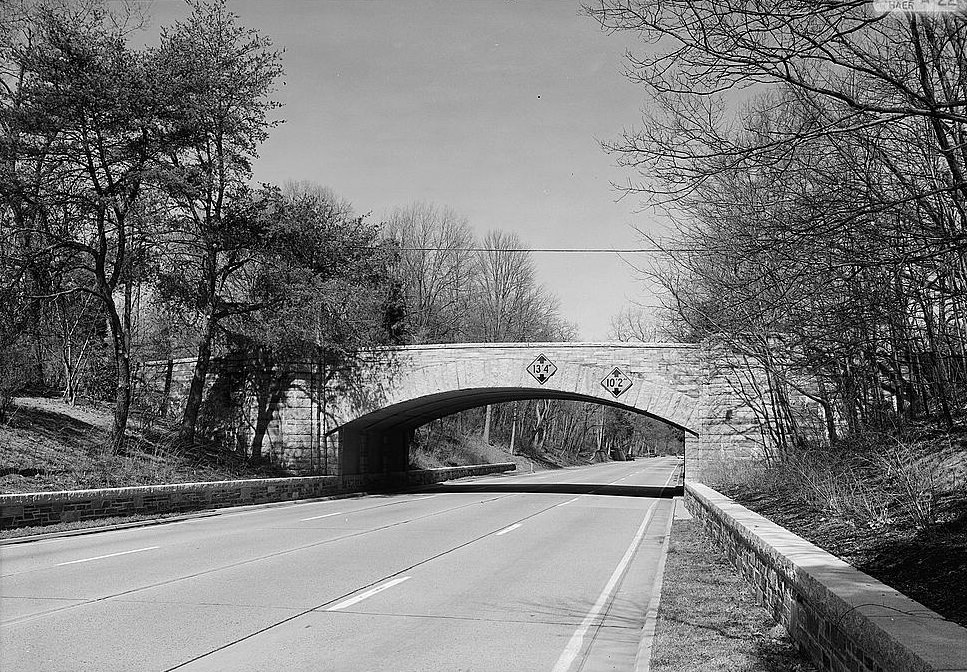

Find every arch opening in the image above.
[334,386,698,476]
[333,386,698,436]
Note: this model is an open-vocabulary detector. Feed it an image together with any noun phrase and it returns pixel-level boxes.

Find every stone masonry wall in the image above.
[685,482,967,672]
[697,349,769,463]
[141,358,334,475]
[0,463,516,530]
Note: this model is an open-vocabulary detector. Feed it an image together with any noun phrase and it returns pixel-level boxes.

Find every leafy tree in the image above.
[151,0,283,446]
[232,186,406,362]
[5,0,166,451]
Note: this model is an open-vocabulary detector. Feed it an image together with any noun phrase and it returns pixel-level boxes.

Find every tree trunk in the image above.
[817,379,838,446]
[482,404,492,444]
[249,358,282,462]
[596,406,603,454]
[510,401,518,455]
[179,314,217,447]
[101,285,131,455]
[160,358,174,419]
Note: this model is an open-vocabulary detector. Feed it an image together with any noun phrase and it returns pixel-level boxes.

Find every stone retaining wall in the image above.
[0,463,516,530]
[684,482,967,672]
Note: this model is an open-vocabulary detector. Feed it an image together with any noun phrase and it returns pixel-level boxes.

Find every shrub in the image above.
[699,453,778,494]
[705,432,959,531]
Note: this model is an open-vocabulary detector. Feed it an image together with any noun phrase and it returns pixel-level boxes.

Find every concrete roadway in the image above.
[1,456,681,672]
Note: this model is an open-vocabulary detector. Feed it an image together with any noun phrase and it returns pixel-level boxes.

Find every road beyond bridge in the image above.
[146,342,771,480]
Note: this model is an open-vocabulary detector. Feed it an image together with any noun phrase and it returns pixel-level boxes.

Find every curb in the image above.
[0,491,373,545]
[0,464,533,544]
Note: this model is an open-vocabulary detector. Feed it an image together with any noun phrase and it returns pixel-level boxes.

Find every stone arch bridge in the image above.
[157,342,768,479]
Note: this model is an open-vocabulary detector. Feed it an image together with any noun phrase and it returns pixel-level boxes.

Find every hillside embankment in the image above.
[407,426,594,474]
[703,427,967,628]
[0,397,303,495]
[0,397,562,496]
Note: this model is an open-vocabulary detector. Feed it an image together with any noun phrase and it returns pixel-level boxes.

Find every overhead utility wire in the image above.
[393,247,700,253]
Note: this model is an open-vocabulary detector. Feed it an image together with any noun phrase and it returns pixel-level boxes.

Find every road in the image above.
[1,457,681,672]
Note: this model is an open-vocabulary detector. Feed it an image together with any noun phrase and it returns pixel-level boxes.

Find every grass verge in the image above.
[0,512,198,541]
[650,517,815,672]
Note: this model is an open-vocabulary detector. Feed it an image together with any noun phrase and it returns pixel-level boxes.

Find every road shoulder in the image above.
[647,509,815,672]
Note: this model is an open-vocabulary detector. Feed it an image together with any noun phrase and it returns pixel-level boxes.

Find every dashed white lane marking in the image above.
[608,471,645,485]
[300,511,345,521]
[325,577,411,611]
[494,523,522,536]
[56,546,159,566]
[300,495,438,521]
[554,497,581,508]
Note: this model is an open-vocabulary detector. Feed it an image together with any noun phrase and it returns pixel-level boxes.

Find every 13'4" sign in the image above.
[527,354,558,384]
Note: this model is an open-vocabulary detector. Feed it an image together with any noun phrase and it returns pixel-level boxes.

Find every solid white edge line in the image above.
[56,546,159,566]
[494,522,522,536]
[634,503,676,672]
[550,500,660,672]
[551,464,677,672]
[325,576,411,612]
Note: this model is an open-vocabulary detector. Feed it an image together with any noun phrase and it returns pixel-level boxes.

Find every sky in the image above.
[138,0,669,341]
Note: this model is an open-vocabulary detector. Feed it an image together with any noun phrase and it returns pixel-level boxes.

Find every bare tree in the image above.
[609,304,673,342]
[587,1,967,222]
[468,230,565,342]
[384,202,474,343]
[585,2,967,449]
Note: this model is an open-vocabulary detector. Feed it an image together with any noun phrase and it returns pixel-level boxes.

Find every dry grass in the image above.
[703,434,967,533]
[408,428,552,474]
[651,518,815,672]
[697,454,777,493]
[0,512,193,541]
[0,397,288,494]
[705,434,967,628]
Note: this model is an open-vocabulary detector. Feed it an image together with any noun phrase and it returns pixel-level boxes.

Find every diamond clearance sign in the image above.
[526,354,557,384]
[601,367,633,398]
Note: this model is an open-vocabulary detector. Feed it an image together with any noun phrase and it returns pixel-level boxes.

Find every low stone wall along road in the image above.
[0,458,681,672]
